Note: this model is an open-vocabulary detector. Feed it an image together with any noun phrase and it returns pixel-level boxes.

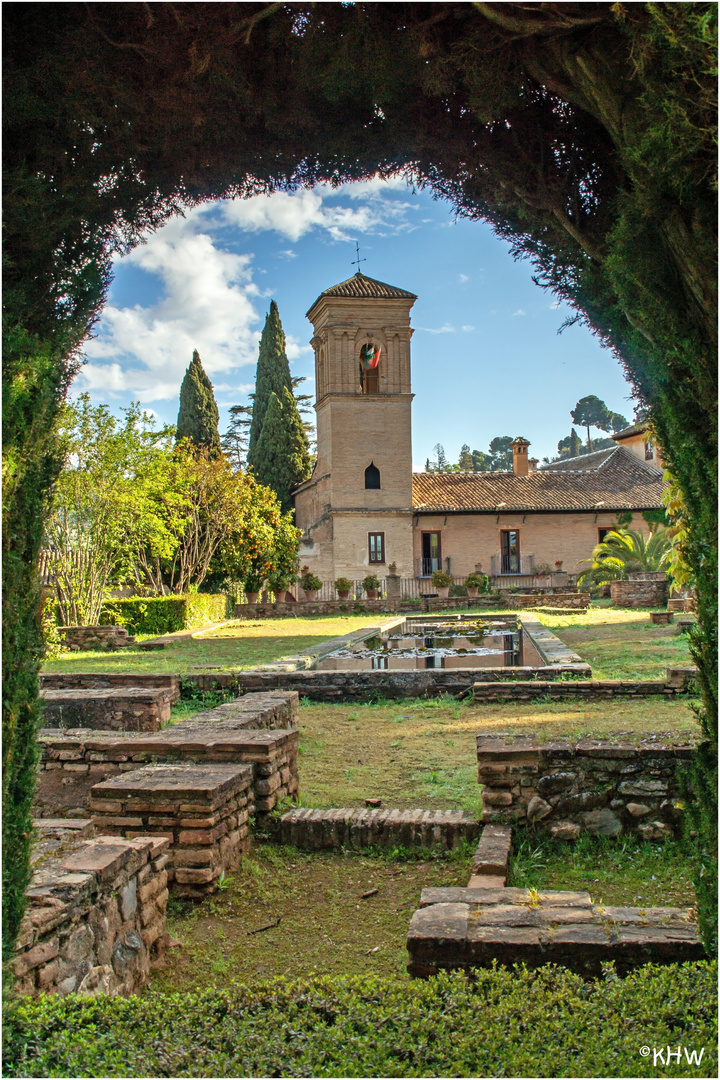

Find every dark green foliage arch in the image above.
[3,2,716,956]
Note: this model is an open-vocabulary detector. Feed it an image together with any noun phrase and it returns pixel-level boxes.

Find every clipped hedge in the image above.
[4,964,716,1078]
[101,594,229,636]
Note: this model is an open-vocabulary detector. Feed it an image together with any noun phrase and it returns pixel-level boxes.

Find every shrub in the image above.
[101,594,228,635]
[464,572,487,589]
[299,565,322,591]
[361,574,381,591]
[334,577,353,593]
[431,570,452,587]
[3,964,716,1078]
[533,563,553,576]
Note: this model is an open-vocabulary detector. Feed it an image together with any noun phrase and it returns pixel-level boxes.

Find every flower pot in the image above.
[274,590,287,602]
[436,586,450,599]
[245,592,260,604]
[466,587,479,598]
[534,576,552,589]
[366,589,379,599]
[337,591,350,600]
[303,589,318,602]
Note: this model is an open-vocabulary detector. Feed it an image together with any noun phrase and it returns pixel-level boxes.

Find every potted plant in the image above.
[464,572,486,598]
[243,573,265,605]
[299,565,322,601]
[387,561,398,576]
[431,570,453,598]
[335,576,353,600]
[554,560,564,570]
[362,573,381,599]
[533,562,553,588]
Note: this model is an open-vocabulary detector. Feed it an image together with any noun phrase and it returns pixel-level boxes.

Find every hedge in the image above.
[4,963,716,1078]
[101,594,230,636]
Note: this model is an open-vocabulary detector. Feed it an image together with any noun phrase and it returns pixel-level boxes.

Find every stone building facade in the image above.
[294,272,665,584]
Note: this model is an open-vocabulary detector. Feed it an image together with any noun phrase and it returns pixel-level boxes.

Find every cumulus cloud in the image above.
[459,273,469,283]
[462,325,475,332]
[511,309,526,317]
[417,324,455,334]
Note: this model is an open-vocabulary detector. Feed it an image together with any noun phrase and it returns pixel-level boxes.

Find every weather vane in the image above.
[351,241,366,273]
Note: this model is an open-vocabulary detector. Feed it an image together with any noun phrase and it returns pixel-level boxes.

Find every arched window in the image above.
[365,462,381,490]
[359,342,381,393]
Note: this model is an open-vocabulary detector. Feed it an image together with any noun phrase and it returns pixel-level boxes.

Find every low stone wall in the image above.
[472,679,685,703]
[610,578,669,608]
[476,733,693,838]
[40,672,181,702]
[36,693,299,818]
[506,593,589,610]
[58,625,135,650]
[278,808,479,851]
[40,687,174,732]
[518,614,586,666]
[13,834,169,997]
[90,764,254,897]
[234,596,508,619]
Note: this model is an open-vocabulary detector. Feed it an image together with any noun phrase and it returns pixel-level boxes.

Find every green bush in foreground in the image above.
[101,594,228,636]
[4,964,716,1078]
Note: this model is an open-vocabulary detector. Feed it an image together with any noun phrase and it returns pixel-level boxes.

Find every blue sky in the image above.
[80,176,637,468]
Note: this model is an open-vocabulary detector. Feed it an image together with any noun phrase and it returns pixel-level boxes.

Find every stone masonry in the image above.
[57,625,136,650]
[40,672,181,701]
[41,687,174,732]
[278,807,479,851]
[610,577,669,608]
[13,834,169,998]
[89,764,254,897]
[476,733,693,839]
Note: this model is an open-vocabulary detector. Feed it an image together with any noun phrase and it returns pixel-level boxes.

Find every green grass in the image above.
[41,613,393,675]
[536,605,693,679]
[509,833,697,908]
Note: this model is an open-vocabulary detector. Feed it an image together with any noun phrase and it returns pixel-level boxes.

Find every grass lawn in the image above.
[154,845,473,991]
[41,613,392,675]
[296,694,700,816]
[535,603,693,679]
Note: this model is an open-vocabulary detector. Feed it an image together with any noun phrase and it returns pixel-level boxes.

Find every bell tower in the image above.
[293,271,417,581]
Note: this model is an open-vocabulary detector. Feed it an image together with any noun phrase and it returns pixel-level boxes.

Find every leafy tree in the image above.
[577,527,672,590]
[45,396,177,623]
[471,449,492,473]
[489,436,514,472]
[557,428,583,459]
[607,411,629,434]
[252,388,312,513]
[457,444,474,471]
[571,396,612,450]
[176,351,221,455]
[4,1,716,956]
[221,405,253,471]
[248,302,293,463]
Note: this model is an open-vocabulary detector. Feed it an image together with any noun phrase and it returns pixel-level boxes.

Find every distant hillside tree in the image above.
[457,444,474,471]
[252,388,311,512]
[571,396,627,451]
[489,436,514,472]
[248,301,293,464]
[176,350,221,455]
[557,428,583,459]
[221,405,252,471]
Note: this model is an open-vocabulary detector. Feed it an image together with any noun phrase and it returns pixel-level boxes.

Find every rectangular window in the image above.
[420,531,442,576]
[368,532,385,563]
[500,529,520,574]
[598,527,612,544]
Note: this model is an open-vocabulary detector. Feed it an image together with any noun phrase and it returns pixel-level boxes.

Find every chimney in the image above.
[528,457,538,473]
[511,436,531,476]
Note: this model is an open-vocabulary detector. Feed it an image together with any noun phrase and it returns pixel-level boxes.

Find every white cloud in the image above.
[511,309,526,317]
[418,324,455,334]
[459,273,469,283]
[550,300,561,309]
[462,325,475,332]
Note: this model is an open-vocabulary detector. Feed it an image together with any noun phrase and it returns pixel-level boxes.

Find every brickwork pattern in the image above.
[278,807,479,851]
[89,764,254,897]
[40,672,181,701]
[505,593,589,610]
[58,625,135,650]
[13,834,169,997]
[472,679,684,703]
[476,734,693,838]
[610,579,669,608]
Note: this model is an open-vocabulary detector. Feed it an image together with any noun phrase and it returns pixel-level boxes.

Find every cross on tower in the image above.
[351,241,366,273]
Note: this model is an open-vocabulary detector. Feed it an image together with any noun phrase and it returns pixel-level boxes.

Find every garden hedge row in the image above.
[101,594,230,636]
[4,963,716,1078]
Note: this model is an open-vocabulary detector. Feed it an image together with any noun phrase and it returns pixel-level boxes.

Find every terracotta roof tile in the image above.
[307,272,416,314]
[412,448,664,513]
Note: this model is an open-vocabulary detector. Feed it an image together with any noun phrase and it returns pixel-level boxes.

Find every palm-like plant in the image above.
[577,527,672,590]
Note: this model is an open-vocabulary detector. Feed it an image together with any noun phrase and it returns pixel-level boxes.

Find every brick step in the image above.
[468,825,512,888]
[279,807,479,851]
[407,887,703,977]
[40,688,174,732]
[472,679,681,702]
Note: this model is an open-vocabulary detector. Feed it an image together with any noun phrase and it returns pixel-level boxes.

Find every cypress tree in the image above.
[252,388,311,512]
[176,350,221,455]
[247,301,293,466]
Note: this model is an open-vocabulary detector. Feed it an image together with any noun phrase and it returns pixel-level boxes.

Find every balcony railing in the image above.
[417,557,442,578]
[490,554,535,576]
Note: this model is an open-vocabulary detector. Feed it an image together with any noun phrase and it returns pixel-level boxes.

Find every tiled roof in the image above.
[412,447,664,513]
[307,272,417,314]
[612,421,648,440]
[540,448,616,472]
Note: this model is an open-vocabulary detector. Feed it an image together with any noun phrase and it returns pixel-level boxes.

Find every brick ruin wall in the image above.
[505,592,589,610]
[57,626,135,650]
[40,687,174,732]
[14,834,169,998]
[610,579,669,608]
[477,734,693,839]
[234,596,506,618]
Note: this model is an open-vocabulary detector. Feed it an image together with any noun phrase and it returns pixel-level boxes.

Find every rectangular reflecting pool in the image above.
[314,618,544,671]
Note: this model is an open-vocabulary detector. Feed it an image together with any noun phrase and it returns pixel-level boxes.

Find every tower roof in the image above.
[306,271,417,315]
